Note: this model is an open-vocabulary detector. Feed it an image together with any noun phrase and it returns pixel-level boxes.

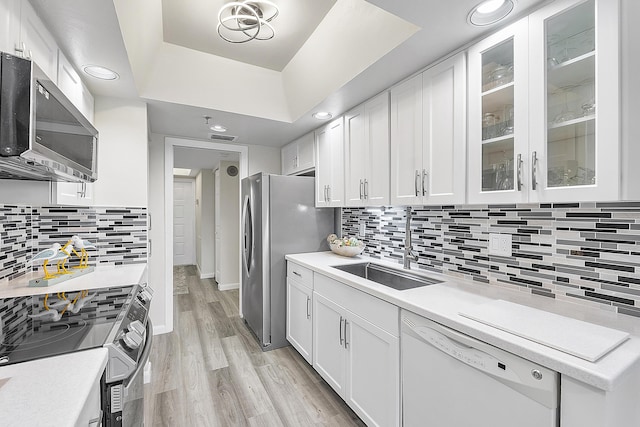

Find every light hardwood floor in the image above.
[144,266,366,426]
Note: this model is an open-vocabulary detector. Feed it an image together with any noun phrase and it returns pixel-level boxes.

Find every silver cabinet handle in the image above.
[339,316,344,346]
[327,185,331,202]
[414,170,420,196]
[344,319,349,349]
[148,239,152,257]
[306,296,311,319]
[422,169,428,197]
[531,151,538,191]
[364,179,368,199]
[323,185,327,202]
[148,213,152,230]
[292,271,302,277]
[359,179,363,200]
[517,153,523,191]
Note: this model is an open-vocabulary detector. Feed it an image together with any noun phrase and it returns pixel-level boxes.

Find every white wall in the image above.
[195,169,215,278]
[247,143,282,175]
[621,0,640,200]
[93,97,149,207]
[147,133,166,333]
[216,161,240,288]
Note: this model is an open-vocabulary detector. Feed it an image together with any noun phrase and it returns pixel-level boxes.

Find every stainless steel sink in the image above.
[332,262,442,290]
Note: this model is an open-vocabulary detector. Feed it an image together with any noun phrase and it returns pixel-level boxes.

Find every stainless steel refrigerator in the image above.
[241,173,334,351]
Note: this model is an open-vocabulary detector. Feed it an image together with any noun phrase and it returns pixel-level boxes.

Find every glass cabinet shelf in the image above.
[549,114,595,129]
[547,53,595,90]
[481,81,514,97]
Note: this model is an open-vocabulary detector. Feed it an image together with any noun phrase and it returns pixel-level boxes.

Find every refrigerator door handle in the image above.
[242,195,253,274]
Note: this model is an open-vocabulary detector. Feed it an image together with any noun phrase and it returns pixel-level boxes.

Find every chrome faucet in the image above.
[403,206,418,269]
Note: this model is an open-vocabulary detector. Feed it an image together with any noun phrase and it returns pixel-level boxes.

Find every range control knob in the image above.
[531,369,543,381]
[129,320,145,335]
[121,331,143,350]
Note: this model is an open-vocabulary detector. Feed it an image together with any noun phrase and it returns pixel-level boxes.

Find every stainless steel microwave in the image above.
[0,52,98,182]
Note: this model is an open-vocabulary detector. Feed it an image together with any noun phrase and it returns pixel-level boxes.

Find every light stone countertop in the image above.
[286,251,640,392]
[0,348,108,427]
[0,263,147,298]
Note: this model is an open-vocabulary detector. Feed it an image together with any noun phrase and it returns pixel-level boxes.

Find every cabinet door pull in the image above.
[517,154,523,191]
[422,169,428,197]
[344,320,349,349]
[364,179,368,199]
[292,271,302,277]
[414,170,420,196]
[531,151,538,191]
[306,296,311,319]
[339,316,344,345]
[323,185,327,202]
[148,239,152,257]
[327,185,331,202]
[359,179,363,200]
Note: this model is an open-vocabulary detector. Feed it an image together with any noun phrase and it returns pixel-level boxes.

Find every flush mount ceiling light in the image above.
[173,168,192,176]
[312,111,333,120]
[210,125,227,132]
[468,0,515,27]
[82,65,119,80]
[217,1,279,43]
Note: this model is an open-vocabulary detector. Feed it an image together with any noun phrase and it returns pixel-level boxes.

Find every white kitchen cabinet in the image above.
[286,262,313,364]
[17,0,57,80]
[0,0,20,54]
[281,132,315,176]
[528,0,619,202]
[313,273,399,427]
[390,74,423,206]
[469,0,619,204]
[50,182,94,206]
[391,52,466,206]
[315,117,344,207]
[468,19,530,204]
[344,91,390,207]
[57,51,95,124]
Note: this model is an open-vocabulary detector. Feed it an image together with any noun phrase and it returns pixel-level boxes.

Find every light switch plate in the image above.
[489,233,512,257]
[359,222,366,238]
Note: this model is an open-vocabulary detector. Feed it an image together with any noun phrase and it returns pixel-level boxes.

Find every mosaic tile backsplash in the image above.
[0,205,147,282]
[343,202,640,319]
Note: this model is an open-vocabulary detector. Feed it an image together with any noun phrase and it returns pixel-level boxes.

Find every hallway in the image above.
[144,266,365,426]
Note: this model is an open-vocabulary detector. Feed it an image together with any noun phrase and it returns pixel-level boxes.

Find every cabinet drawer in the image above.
[287,262,313,288]
[314,273,398,336]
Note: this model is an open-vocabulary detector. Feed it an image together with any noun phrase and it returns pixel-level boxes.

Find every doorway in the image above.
[162,137,248,334]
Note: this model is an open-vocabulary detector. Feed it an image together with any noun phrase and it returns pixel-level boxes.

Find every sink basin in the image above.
[332,262,442,290]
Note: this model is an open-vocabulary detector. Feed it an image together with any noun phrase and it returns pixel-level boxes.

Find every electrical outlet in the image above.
[489,233,512,257]
[359,222,366,238]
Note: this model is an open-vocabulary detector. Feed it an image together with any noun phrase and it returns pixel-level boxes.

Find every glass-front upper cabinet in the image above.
[529,0,619,202]
[468,20,529,203]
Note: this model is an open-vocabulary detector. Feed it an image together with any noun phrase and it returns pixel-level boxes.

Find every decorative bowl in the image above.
[329,242,365,257]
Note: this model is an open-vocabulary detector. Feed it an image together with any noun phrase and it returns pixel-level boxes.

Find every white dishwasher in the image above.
[401,310,559,427]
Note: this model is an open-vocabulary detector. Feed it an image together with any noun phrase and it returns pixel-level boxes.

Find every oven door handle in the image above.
[124,320,153,387]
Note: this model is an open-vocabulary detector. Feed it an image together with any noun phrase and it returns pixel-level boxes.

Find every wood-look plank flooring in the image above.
[144,266,366,427]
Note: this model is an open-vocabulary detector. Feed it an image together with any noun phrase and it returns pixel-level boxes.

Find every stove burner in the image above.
[2,319,88,354]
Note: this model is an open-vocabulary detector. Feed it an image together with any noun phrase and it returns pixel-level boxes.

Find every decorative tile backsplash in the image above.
[343,202,640,318]
[0,205,147,282]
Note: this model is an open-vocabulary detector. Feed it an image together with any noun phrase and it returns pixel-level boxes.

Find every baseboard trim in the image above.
[196,263,215,279]
[218,282,240,291]
[152,324,170,335]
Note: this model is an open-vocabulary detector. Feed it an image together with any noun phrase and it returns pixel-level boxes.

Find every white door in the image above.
[173,179,195,266]
[214,169,221,280]
[313,292,347,398]
[344,106,367,207]
[345,314,400,427]
[286,278,313,364]
[422,52,467,204]
[365,92,390,206]
[390,74,424,206]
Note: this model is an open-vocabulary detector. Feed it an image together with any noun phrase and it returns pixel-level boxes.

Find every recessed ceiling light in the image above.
[210,125,227,132]
[468,0,515,27]
[173,168,192,176]
[313,112,333,120]
[82,65,119,80]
